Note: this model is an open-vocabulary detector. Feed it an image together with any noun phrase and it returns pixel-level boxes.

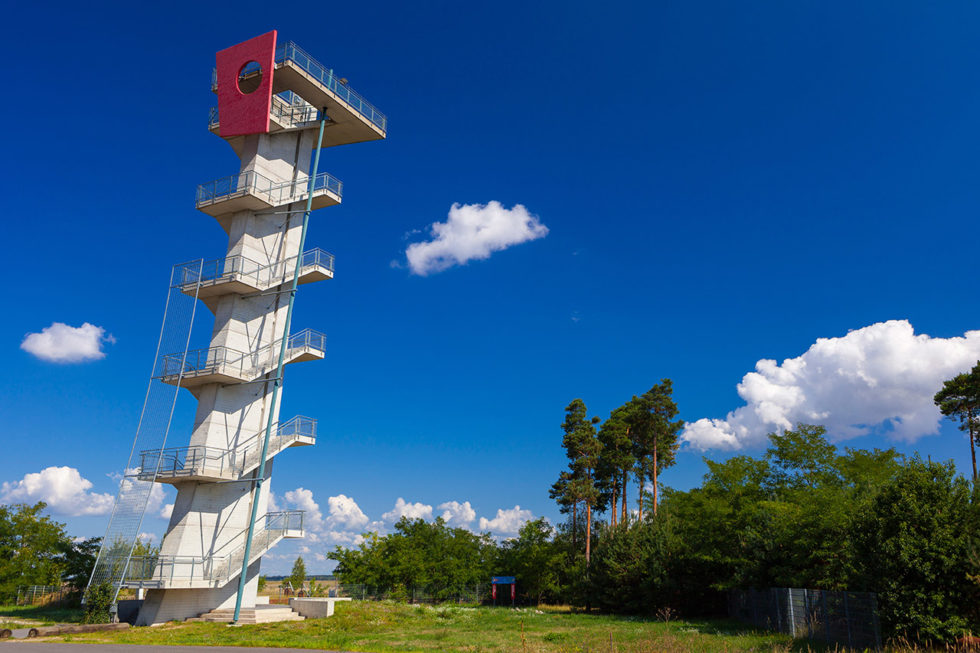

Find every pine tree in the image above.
[631,380,683,518]
[597,405,635,527]
[935,362,980,481]
[553,399,603,562]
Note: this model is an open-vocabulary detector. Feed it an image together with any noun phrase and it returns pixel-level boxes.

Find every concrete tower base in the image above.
[135,560,261,625]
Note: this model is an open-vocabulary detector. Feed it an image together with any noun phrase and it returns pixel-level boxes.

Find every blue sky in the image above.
[4,1,980,573]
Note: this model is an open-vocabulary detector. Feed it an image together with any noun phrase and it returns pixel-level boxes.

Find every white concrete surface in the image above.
[289,597,352,618]
[137,65,340,626]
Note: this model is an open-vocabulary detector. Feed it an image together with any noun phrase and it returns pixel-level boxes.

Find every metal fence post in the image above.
[820,591,829,645]
[803,588,811,639]
[843,591,853,650]
[787,588,796,637]
[773,588,782,633]
[871,593,882,651]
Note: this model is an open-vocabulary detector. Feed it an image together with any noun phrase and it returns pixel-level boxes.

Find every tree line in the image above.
[329,367,980,645]
[549,380,683,565]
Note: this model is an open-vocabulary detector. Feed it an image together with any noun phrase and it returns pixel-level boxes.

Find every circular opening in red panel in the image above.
[237,61,263,94]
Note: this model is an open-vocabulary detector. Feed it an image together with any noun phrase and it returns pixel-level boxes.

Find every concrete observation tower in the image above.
[87,32,386,625]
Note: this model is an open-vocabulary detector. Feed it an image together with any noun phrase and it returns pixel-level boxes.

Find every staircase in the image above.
[120,511,304,590]
[199,604,304,624]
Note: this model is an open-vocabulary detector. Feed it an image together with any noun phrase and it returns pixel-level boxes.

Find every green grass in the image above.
[0,603,84,627]
[55,601,820,652]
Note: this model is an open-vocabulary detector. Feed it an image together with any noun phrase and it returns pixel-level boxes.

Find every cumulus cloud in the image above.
[0,466,114,516]
[383,497,434,523]
[276,488,376,553]
[438,500,476,527]
[479,505,532,534]
[20,322,115,363]
[683,320,980,451]
[405,201,548,275]
[284,488,324,529]
[160,503,174,520]
[326,494,369,529]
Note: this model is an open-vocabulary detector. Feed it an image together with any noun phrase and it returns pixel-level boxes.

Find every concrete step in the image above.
[199,606,304,624]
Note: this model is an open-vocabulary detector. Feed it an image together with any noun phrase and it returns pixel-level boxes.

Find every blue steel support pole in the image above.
[232,111,328,624]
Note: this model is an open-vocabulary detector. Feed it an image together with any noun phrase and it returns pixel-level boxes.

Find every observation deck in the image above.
[119,511,304,590]
[196,170,342,231]
[157,329,326,388]
[137,416,316,484]
[209,92,318,136]
[212,41,387,149]
[175,249,334,310]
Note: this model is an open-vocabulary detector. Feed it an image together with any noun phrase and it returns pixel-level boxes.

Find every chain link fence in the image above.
[730,587,881,650]
[15,585,71,606]
[308,584,489,604]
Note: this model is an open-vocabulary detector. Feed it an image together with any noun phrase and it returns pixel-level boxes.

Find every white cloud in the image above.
[405,201,548,275]
[267,491,280,513]
[438,500,476,527]
[479,505,532,535]
[683,320,980,451]
[277,488,375,554]
[160,503,174,520]
[284,488,324,529]
[383,497,434,523]
[0,466,114,516]
[20,322,114,363]
[326,494,369,529]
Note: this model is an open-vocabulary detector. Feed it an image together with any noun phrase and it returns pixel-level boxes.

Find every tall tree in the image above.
[289,556,306,593]
[631,380,683,518]
[575,415,602,564]
[0,502,71,602]
[549,472,576,547]
[61,537,101,592]
[934,362,980,481]
[553,399,602,563]
[597,406,635,528]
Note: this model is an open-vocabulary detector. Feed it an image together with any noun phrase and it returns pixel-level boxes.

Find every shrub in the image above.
[82,581,114,624]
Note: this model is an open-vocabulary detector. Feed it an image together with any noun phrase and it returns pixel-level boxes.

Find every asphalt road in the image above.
[0,645,359,653]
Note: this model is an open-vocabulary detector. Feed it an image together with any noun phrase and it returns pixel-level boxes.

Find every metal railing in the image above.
[174,254,265,289]
[157,330,326,382]
[264,172,343,206]
[209,42,387,133]
[209,92,319,132]
[138,444,231,479]
[159,345,247,379]
[159,345,249,380]
[195,171,342,209]
[284,328,327,355]
[137,416,317,481]
[277,41,387,132]
[196,170,275,207]
[173,248,335,292]
[123,511,304,587]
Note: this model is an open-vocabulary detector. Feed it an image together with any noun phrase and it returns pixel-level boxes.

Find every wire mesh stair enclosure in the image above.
[729,587,882,651]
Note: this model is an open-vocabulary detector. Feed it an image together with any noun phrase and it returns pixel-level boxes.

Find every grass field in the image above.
[0,604,84,628]
[14,601,830,652]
